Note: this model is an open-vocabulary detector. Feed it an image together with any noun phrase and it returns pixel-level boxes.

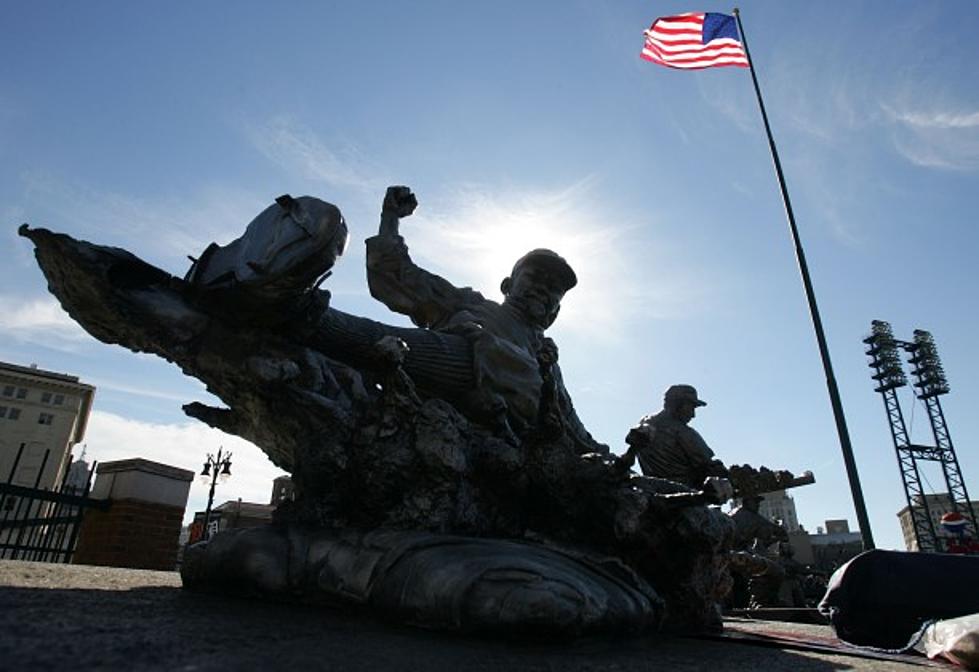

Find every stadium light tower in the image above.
[864,321,976,552]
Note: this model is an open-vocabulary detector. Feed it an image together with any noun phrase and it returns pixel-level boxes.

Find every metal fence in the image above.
[0,444,109,563]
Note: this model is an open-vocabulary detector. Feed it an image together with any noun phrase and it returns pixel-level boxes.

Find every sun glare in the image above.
[406,182,659,339]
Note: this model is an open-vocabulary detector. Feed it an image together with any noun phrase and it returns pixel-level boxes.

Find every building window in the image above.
[0,406,6,418]
[53,394,64,405]
[38,412,54,426]
[15,387,27,400]
[41,392,52,403]
[8,408,20,421]
[2,385,13,397]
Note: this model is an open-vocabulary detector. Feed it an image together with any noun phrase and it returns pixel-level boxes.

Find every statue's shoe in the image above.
[181,525,664,637]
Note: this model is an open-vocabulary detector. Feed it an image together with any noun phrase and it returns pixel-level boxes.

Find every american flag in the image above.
[641,12,748,70]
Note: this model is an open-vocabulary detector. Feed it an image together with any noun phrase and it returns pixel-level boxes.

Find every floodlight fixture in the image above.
[864,320,907,392]
[908,329,949,398]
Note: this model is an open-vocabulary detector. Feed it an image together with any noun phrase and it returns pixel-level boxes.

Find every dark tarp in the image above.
[819,549,979,650]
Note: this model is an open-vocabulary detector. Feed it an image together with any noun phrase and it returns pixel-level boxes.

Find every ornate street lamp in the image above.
[200,447,232,541]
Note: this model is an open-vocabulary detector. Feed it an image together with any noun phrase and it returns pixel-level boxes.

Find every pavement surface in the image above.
[0,560,952,672]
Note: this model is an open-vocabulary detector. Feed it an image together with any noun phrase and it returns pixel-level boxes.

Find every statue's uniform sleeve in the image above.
[679,427,715,464]
[679,427,729,481]
[365,234,483,328]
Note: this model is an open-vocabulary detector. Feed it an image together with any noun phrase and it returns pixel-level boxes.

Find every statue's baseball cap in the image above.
[664,384,707,407]
[511,249,577,291]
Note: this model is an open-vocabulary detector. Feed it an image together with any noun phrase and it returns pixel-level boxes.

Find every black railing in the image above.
[0,444,110,563]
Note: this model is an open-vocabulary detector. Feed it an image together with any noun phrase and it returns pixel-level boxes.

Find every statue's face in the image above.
[669,400,697,423]
[327,215,350,262]
[504,263,567,329]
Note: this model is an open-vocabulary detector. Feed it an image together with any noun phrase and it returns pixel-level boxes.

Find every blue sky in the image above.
[2,1,978,550]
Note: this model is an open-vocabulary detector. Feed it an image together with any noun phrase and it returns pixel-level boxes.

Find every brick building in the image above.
[73,459,194,570]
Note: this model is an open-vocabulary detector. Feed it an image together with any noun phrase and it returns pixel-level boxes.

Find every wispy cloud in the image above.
[754,18,979,173]
[887,109,979,130]
[86,376,205,404]
[766,54,881,143]
[783,152,871,249]
[243,116,384,195]
[20,175,265,269]
[14,117,391,278]
[0,295,90,350]
[882,103,979,171]
[696,76,756,135]
[84,410,284,524]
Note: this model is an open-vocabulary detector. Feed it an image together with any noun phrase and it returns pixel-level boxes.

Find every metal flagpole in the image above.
[732,8,875,550]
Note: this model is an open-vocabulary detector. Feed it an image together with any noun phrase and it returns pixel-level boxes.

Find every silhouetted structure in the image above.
[864,321,977,552]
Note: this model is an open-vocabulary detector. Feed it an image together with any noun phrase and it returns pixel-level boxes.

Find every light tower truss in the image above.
[864,321,977,552]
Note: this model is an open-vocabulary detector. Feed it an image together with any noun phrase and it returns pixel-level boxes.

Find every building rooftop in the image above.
[213,500,275,518]
[0,359,96,442]
[0,360,84,385]
[809,532,862,546]
[896,494,979,517]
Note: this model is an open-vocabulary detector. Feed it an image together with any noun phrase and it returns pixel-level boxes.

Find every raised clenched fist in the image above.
[383,186,418,218]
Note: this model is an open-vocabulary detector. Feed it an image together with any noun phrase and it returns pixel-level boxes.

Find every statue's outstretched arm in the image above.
[378,185,417,237]
[366,186,483,329]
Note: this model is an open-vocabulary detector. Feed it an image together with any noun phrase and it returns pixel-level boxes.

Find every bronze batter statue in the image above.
[618,384,729,488]
[19,187,740,636]
[364,186,603,451]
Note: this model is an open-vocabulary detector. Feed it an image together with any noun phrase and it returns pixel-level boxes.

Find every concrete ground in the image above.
[0,560,948,672]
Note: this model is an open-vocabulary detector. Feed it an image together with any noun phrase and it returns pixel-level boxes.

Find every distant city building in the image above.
[64,449,92,493]
[187,476,294,544]
[213,499,275,530]
[188,498,276,543]
[786,518,863,572]
[758,489,801,532]
[897,493,979,551]
[0,361,95,491]
[271,475,294,505]
[808,519,862,571]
